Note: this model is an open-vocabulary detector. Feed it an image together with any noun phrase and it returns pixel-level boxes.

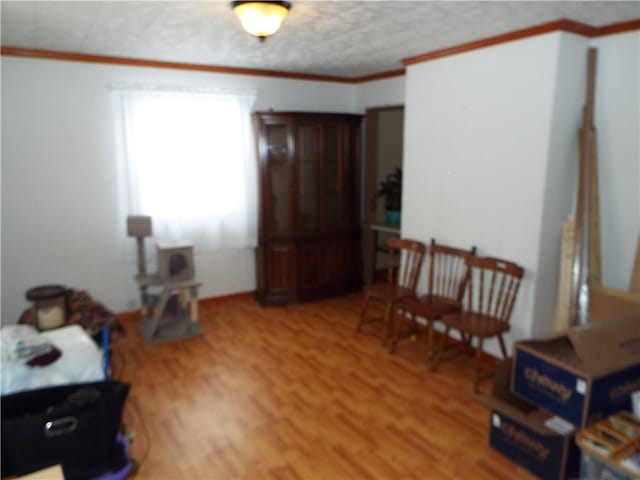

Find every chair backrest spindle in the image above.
[386,238,426,291]
[427,239,477,302]
[465,256,524,323]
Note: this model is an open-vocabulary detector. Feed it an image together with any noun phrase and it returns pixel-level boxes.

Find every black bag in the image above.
[1,380,130,479]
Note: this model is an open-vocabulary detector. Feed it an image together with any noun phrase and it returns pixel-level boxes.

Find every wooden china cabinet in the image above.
[254,112,363,305]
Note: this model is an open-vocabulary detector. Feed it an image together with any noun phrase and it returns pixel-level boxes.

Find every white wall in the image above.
[1,56,358,323]
[356,75,405,111]
[530,33,589,336]
[402,30,639,355]
[2,29,637,327]
[591,31,640,290]
[403,33,563,352]
[531,31,640,336]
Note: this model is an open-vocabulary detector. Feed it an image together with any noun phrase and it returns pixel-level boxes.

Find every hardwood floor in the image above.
[115,293,534,479]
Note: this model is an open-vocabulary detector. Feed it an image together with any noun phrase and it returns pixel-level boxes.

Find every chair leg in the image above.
[410,313,420,341]
[474,337,484,393]
[426,319,434,362]
[356,294,372,333]
[461,332,473,355]
[382,301,395,345]
[389,307,401,354]
[497,333,508,359]
[431,324,450,371]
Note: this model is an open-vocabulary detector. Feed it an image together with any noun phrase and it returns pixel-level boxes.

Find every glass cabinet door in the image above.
[343,123,360,229]
[265,124,290,235]
[322,124,341,231]
[297,124,318,232]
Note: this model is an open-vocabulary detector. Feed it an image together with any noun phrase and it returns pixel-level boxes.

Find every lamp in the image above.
[231,1,291,41]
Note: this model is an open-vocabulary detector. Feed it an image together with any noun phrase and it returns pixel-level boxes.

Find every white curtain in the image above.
[113,85,258,253]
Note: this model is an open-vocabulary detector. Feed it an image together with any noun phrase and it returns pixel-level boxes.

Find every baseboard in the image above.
[199,291,254,307]
[115,290,255,322]
[399,322,499,366]
[115,292,500,366]
[430,329,500,366]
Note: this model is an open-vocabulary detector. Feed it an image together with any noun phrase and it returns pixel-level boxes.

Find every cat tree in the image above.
[127,215,202,344]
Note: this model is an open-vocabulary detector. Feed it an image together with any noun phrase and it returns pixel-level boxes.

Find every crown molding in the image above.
[0,47,360,84]
[403,18,640,67]
[593,18,640,36]
[1,19,638,83]
[351,69,406,83]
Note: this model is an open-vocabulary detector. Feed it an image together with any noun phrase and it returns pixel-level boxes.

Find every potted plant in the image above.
[375,167,402,226]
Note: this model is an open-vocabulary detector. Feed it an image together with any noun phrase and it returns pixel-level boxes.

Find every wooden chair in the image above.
[431,256,524,392]
[356,237,426,344]
[389,239,477,360]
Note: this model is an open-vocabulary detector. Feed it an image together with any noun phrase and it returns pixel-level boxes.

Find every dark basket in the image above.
[1,380,130,479]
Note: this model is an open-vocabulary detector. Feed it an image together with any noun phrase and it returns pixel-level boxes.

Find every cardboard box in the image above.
[478,359,580,480]
[591,286,640,324]
[512,316,640,427]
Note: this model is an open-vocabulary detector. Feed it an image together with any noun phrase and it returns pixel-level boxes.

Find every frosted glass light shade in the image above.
[232,1,291,39]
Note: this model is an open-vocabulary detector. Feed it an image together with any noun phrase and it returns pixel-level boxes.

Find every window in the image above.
[113,86,257,251]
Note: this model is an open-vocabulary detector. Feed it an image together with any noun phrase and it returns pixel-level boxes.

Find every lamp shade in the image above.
[231,1,291,39]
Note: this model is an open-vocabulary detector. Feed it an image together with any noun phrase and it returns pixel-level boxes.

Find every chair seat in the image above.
[441,312,510,337]
[431,255,524,392]
[363,283,414,301]
[398,294,461,319]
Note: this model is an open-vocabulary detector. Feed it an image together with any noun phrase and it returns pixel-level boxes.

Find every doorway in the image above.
[362,105,405,284]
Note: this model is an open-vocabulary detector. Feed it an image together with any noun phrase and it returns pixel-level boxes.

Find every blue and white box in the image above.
[512,316,640,427]
[478,359,580,480]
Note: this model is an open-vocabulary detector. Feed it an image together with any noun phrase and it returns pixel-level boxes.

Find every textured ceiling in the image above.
[2,1,639,78]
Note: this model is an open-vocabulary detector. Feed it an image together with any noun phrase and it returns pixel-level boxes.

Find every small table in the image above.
[369,223,400,283]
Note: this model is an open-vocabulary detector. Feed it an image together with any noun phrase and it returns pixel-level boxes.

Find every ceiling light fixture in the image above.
[231,1,291,42]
